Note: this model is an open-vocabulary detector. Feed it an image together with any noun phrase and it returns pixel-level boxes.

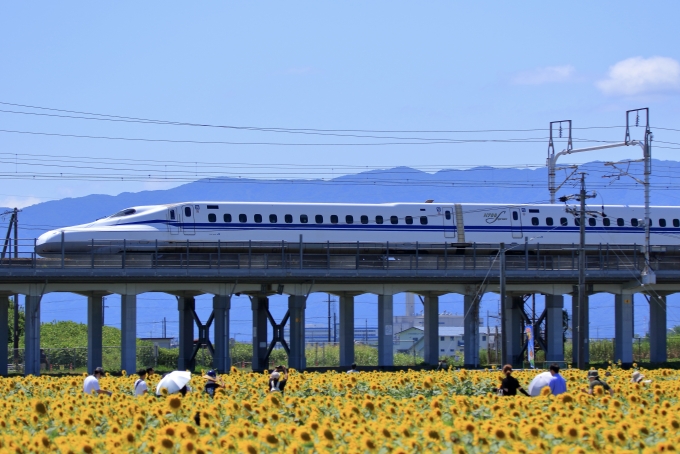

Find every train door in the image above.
[182,204,195,235]
[168,208,180,235]
[443,207,456,238]
[510,208,523,238]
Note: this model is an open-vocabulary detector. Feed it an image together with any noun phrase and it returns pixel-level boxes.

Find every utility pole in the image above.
[327,294,331,343]
[333,312,337,343]
[499,242,507,364]
[560,173,596,369]
[577,173,589,370]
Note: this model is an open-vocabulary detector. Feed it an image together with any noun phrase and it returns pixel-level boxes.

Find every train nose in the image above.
[35,230,63,256]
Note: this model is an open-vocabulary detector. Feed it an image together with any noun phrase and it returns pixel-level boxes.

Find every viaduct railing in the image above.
[1,240,679,272]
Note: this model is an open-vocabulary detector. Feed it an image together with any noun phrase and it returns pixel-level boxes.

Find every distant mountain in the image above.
[16,159,677,238]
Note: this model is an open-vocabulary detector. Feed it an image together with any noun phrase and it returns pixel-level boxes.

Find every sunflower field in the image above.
[2,366,679,453]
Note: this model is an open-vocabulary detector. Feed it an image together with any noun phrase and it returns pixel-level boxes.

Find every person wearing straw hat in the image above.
[203,370,225,398]
[583,370,614,396]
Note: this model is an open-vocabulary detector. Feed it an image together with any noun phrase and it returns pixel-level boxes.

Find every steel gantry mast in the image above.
[547,108,654,285]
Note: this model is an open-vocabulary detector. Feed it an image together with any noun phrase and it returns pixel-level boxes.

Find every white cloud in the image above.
[597,56,680,96]
[512,65,575,85]
[0,196,45,209]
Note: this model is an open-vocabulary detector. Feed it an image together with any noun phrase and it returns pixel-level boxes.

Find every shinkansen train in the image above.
[34,201,680,256]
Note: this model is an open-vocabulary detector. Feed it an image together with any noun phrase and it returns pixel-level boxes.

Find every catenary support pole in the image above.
[87,295,104,374]
[614,292,634,367]
[213,295,231,373]
[649,293,667,363]
[288,295,306,371]
[120,295,137,374]
[339,294,355,367]
[423,294,439,366]
[377,294,394,367]
[177,297,196,371]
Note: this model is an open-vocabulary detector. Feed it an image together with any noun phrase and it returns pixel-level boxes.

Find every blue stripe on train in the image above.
[119,219,678,235]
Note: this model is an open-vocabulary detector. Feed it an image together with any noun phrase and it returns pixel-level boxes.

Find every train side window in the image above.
[617,218,624,226]
[346,215,354,224]
[574,218,580,226]
[560,217,568,226]
[239,214,247,223]
[315,215,324,224]
[674,219,680,228]
[285,214,293,223]
[208,213,216,223]
[603,218,611,227]
[207,205,219,209]
[546,217,553,226]
[512,211,518,221]
[659,218,666,227]
[631,218,638,227]
[269,214,277,223]
[184,207,192,217]
[254,214,262,223]
[390,216,398,224]
[300,214,308,224]
[169,210,176,220]
[588,218,596,227]
[376,215,384,224]
[360,215,368,224]
[445,210,451,220]
[420,216,428,225]
[531,217,539,226]
[405,216,413,225]
[330,215,338,224]
[223,214,232,223]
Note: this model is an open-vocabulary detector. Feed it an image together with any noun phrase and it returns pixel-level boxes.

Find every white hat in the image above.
[270,371,280,380]
[631,371,644,383]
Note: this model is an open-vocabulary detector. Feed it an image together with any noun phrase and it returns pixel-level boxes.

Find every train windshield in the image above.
[109,208,137,218]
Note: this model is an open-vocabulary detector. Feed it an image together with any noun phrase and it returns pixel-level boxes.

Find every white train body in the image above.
[35,201,680,255]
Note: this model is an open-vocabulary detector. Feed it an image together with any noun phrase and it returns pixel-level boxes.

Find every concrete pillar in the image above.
[213,295,231,373]
[423,294,439,366]
[339,294,355,366]
[288,295,306,371]
[614,292,634,367]
[545,295,564,363]
[502,295,523,366]
[251,296,269,371]
[571,293,590,364]
[177,297,195,371]
[649,294,667,363]
[87,295,104,374]
[464,294,481,368]
[0,297,8,376]
[377,294,394,367]
[120,295,137,374]
[24,295,41,376]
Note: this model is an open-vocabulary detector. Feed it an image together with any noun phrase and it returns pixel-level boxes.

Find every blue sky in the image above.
[2,3,680,343]
[0,2,679,207]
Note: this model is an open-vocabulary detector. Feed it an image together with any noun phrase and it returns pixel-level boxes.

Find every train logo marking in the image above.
[484,211,508,224]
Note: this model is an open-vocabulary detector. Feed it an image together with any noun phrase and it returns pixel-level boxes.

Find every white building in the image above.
[393,326,500,359]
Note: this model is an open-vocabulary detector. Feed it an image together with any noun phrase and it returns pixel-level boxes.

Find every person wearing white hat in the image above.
[631,371,651,385]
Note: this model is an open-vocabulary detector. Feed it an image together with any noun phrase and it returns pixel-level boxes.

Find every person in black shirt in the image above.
[203,370,224,397]
[498,364,529,396]
[269,365,288,394]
